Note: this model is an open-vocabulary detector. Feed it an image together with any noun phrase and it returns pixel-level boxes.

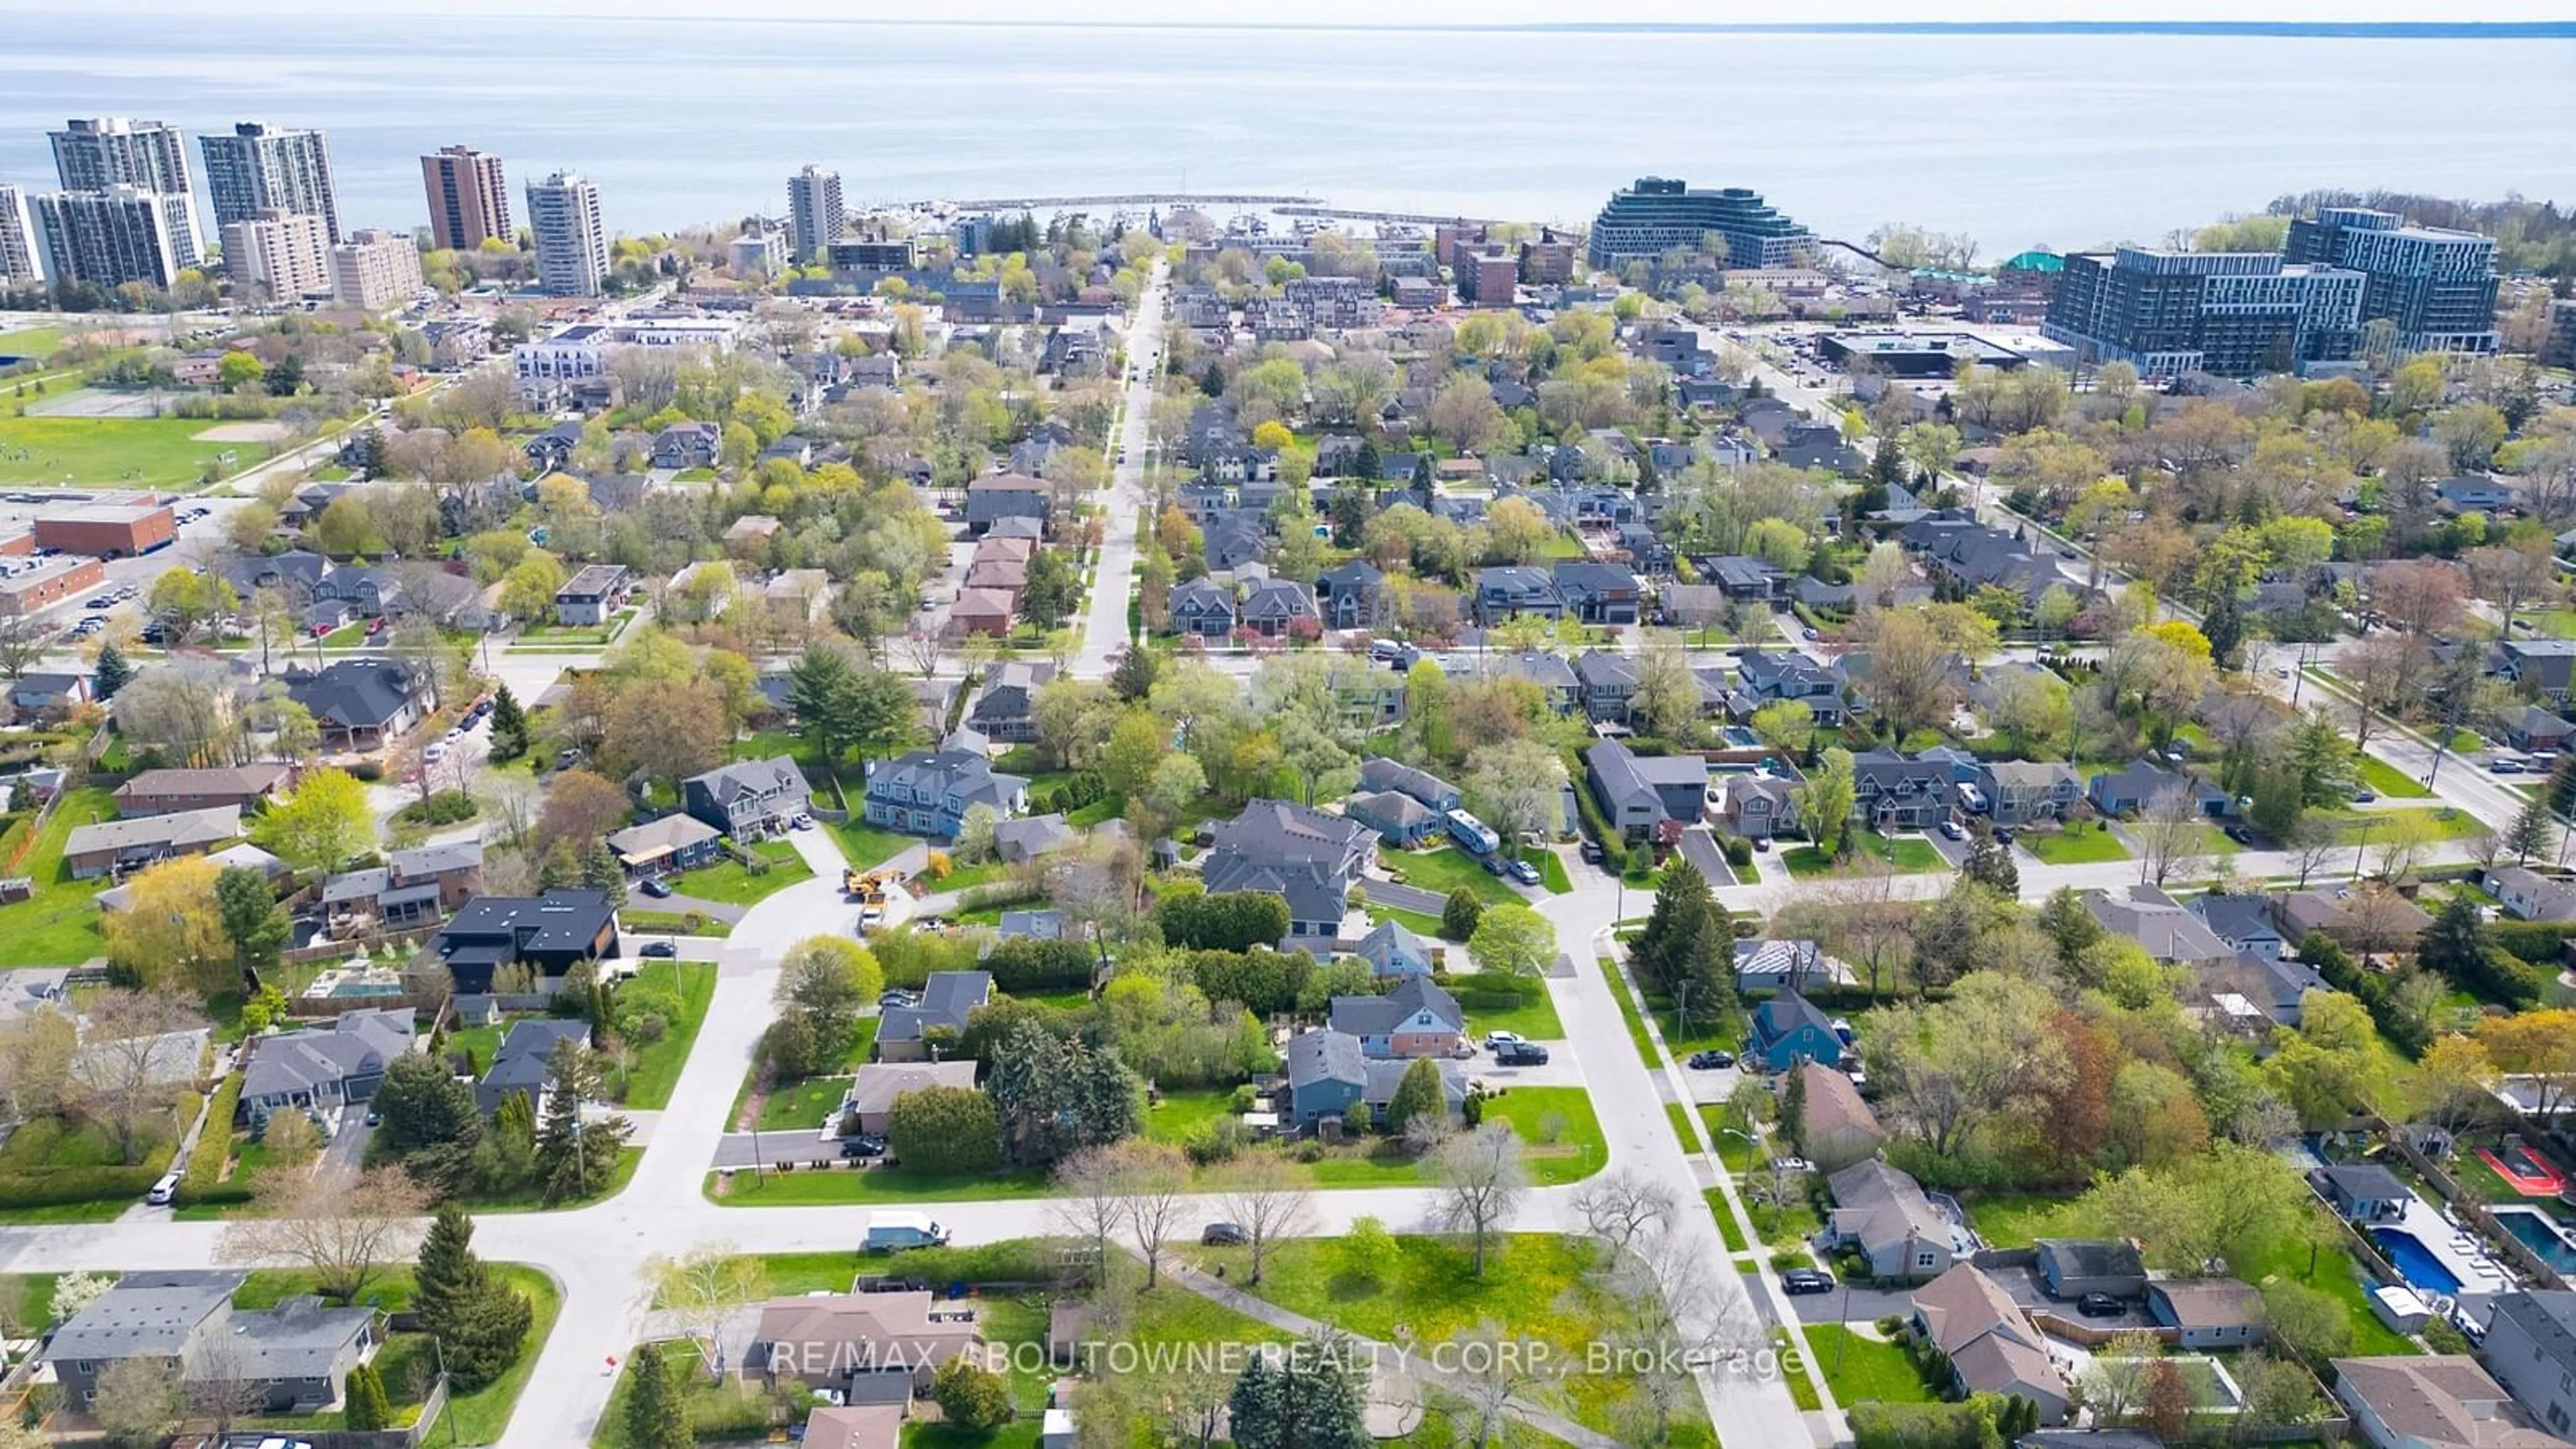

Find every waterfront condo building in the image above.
[199,122,340,243]
[0,186,44,288]
[2041,248,2363,380]
[2283,205,2500,355]
[788,164,844,262]
[420,144,511,251]
[331,229,426,309]
[526,170,609,296]
[48,117,201,263]
[221,207,331,300]
[1588,176,1813,270]
[34,186,189,290]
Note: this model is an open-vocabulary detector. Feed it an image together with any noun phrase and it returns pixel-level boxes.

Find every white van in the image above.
[146,1171,180,1206]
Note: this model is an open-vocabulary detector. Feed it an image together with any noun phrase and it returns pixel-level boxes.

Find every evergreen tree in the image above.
[1440,888,1483,943]
[486,684,529,762]
[1228,1335,1372,1449]
[1108,645,1159,702]
[214,863,289,983]
[1201,362,1226,399]
[1354,439,1381,484]
[1869,436,1902,488]
[578,841,627,904]
[415,1205,535,1391]
[2202,589,2247,672]
[1961,823,2020,896]
[1780,1059,1809,1154]
[1632,862,1717,995]
[1383,1057,1446,1136]
[622,1340,691,1449]
[2508,793,2556,865]
[343,1362,390,1430]
[535,1039,632,1203]
[92,641,133,700]
[494,1089,537,1147]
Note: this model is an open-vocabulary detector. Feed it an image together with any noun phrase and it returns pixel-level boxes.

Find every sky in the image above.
[5,0,2571,20]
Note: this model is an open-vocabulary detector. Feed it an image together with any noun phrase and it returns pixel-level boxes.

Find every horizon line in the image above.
[653,17,2576,36]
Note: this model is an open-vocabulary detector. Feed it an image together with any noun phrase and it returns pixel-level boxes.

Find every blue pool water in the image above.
[2371,1228,2465,1295]
[2494,1208,2576,1273]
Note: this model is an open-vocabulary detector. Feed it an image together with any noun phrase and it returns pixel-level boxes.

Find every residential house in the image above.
[2315,1162,2413,1224]
[41,1271,378,1415]
[525,420,582,472]
[1970,761,2081,828]
[1849,749,1955,831]
[1204,523,1265,574]
[114,763,290,818]
[1346,790,1439,847]
[2033,1240,2147,1301]
[312,564,407,618]
[1282,1027,1466,1128]
[683,756,813,840]
[2088,760,2228,818]
[1314,560,1385,630]
[62,805,240,879]
[605,813,724,875]
[1356,757,1462,814]
[1714,771,1800,841]
[2500,641,2576,709]
[1909,1265,2070,1424]
[992,814,1077,865]
[238,1007,415,1118]
[1827,1159,1957,1282]
[2481,1290,2576,1438]
[553,563,629,626]
[474,1018,590,1115]
[2189,893,2290,959]
[948,587,1017,639]
[802,1405,906,1449]
[745,1291,981,1395]
[2436,476,2518,513]
[839,1061,980,1135]
[1748,990,1844,1072]
[1351,918,1436,980]
[1738,651,1850,726]
[2506,706,2576,754]
[1240,580,1320,638]
[877,971,994,1062]
[1902,517,2065,606]
[1473,566,1564,624]
[1573,649,1640,724]
[1486,651,1582,714]
[1733,939,1854,994]
[2084,885,2237,965]
[651,421,720,470]
[2487,866,2576,923]
[285,660,431,749]
[765,569,834,625]
[1164,578,1235,638]
[2204,950,2331,1029]
[2275,885,2434,955]
[862,741,1029,839]
[1552,561,1642,625]
[1703,555,1784,600]
[1584,738,1708,846]
[996,908,1063,943]
[1326,976,1464,1059]
[1199,800,1375,942]
[964,473,1052,535]
[2144,1279,2265,1349]
[967,663,1055,745]
[5,671,89,722]
[428,889,620,994]
[2331,1355,2567,1449]
[1799,1061,1885,1172]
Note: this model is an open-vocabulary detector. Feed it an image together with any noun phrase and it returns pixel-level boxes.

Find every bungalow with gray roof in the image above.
[1356,757,1461,814]
[1327,976,1464,1059]
[1828,1159,1957,1282]
[2189,892,2289,959]
[606,813,723,875]
[239,1007,415,1118]
[993,813,1077,865]
[1346,789,1439,847]
[2086,884,2236,964]
[1351,918,1436,979]
[2035,1239,2147,1301]
[877,971,994,1063]
[63,805,240,879]
[2088,760,2228,818]
[475,1018,589,1115]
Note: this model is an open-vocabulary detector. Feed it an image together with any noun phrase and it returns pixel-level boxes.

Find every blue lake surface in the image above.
[0,17,2570,246]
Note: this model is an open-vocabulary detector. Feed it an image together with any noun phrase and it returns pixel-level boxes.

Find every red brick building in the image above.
[32,501,176,559]
[0,557,105,614]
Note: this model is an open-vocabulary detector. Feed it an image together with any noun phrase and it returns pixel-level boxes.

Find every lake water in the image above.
[1,16,2570,251]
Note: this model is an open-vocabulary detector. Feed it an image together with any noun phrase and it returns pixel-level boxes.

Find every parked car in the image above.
[1507,859,1541,886]
[1939,820,1966,841]
[841,1134,888,1160]
[1481,855,1507,877]
[639,941,677,958]
[2351,788,2378,804]
[1579,839,1605,865]
[146,1171,179,1207]
[1770,1156,1814,1175]
[1782,1269,1834,1295]
[1200,1222,1248,1246]
[1495,1042,1550,1066]
[639,876,672,898]
[2493,759,2526,775]
[879,989,919,1009]
[1484,1032,1525,1049]
[2077,1293,2125,1318]
[2224,824,2256,845]
[1686,1050,1735,1070]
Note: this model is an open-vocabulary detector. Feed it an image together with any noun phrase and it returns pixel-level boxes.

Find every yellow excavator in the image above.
[843,868,890,904]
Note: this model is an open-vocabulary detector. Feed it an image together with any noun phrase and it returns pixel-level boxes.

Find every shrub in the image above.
[348,760,382,782]
[924,850,953,881]
[1292,1138,1326,1162]
[1721,836,1753,868]
[887,1087,1001,1176]
[1161,891,1291,953]
[981,936,1093,994]
[1183,1118,1244,1167]
[173,1076,244,1205]
[1230,1084,1259,1112]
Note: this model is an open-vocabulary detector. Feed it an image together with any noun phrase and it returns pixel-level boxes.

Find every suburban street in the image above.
[1071,257,1168,678]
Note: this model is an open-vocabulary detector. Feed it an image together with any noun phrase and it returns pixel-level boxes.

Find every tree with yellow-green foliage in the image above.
[103,856,233,996]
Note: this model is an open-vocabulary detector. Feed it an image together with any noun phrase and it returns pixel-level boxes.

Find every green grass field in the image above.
[237,1264,559,1445]
[1782,830,1945,879]
[1383,845,1520,904]
[1366,904,1454,940]
[1527,847,1574,894]
[2021,825,2131,864]
[0,325,66,362]
[756,1074,851,1132]
[0,413,249,487]
[1802,1324,1939,1405]
[2357,754,2434,799]
[0,786,117,967]
[1460,982,1566,1041]
[669,839,812,905]
[831,818,916,870]
[615,960,716,1110]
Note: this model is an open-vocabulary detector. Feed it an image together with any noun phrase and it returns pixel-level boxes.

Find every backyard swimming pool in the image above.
[2493,1207,2576,1273]
[2371,1228,2465,1296]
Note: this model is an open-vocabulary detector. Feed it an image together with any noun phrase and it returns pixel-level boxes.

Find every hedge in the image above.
[859,1237,1075,1288]
[1849,1398,2004,1449]
[981,936,1095,994]
[2493,920,2576,968]
[0,1165,168,1210]
[1562,747,1629,875]
[173,1076,244,1206]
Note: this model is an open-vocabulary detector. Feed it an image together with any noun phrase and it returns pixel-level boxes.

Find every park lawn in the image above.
[0,325,66,361]
[615,961,716,1110]
[0,786,118,967]
[0,413,245,487]
[1462,985,1565,1042]
[833,818,916,870]
[1141,1086,1237,1146]
[1383,845,1518,904]
[756,1073,851,1132]
[2021,826,2131,865]
[2357,754,2434,799]
[670,838,813,905]
[1803,1324,1939,1405]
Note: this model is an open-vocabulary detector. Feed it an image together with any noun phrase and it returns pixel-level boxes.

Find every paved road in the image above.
[1071,258,1168,680]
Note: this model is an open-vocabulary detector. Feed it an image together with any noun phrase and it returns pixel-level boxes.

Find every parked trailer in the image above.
[1444,808,1500,857]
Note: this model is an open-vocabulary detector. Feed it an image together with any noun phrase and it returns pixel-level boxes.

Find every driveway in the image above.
[323,1104,371,1175]
[1677,826,1735,887]
[1785,1281,1916,1324]
[711,1130,842,1171]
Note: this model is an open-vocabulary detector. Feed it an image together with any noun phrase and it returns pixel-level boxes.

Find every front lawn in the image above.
[1781,830,1944,879]
[1803,1324,1939,1405]
[830,818,916,870]
[2357,754,2433,799]
[1525,847,1573,895]
[758,1074,851,1133]
[614,960,716,1110]
[454,1146,641,1212]
[1140,1086,1238,1146]
[1460,983,1566,1042]
[616,909,731,938]
[2021,825,2131,865]
[1475,1086,1607,1186]
[1381,845,1519,904]
[239,1264,559,1445]
[669,839,813,905]
[0,786,119,967]
[1366,904,1454,941]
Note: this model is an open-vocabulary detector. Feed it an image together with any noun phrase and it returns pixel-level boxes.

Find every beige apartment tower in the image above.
[421,144,511,252]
